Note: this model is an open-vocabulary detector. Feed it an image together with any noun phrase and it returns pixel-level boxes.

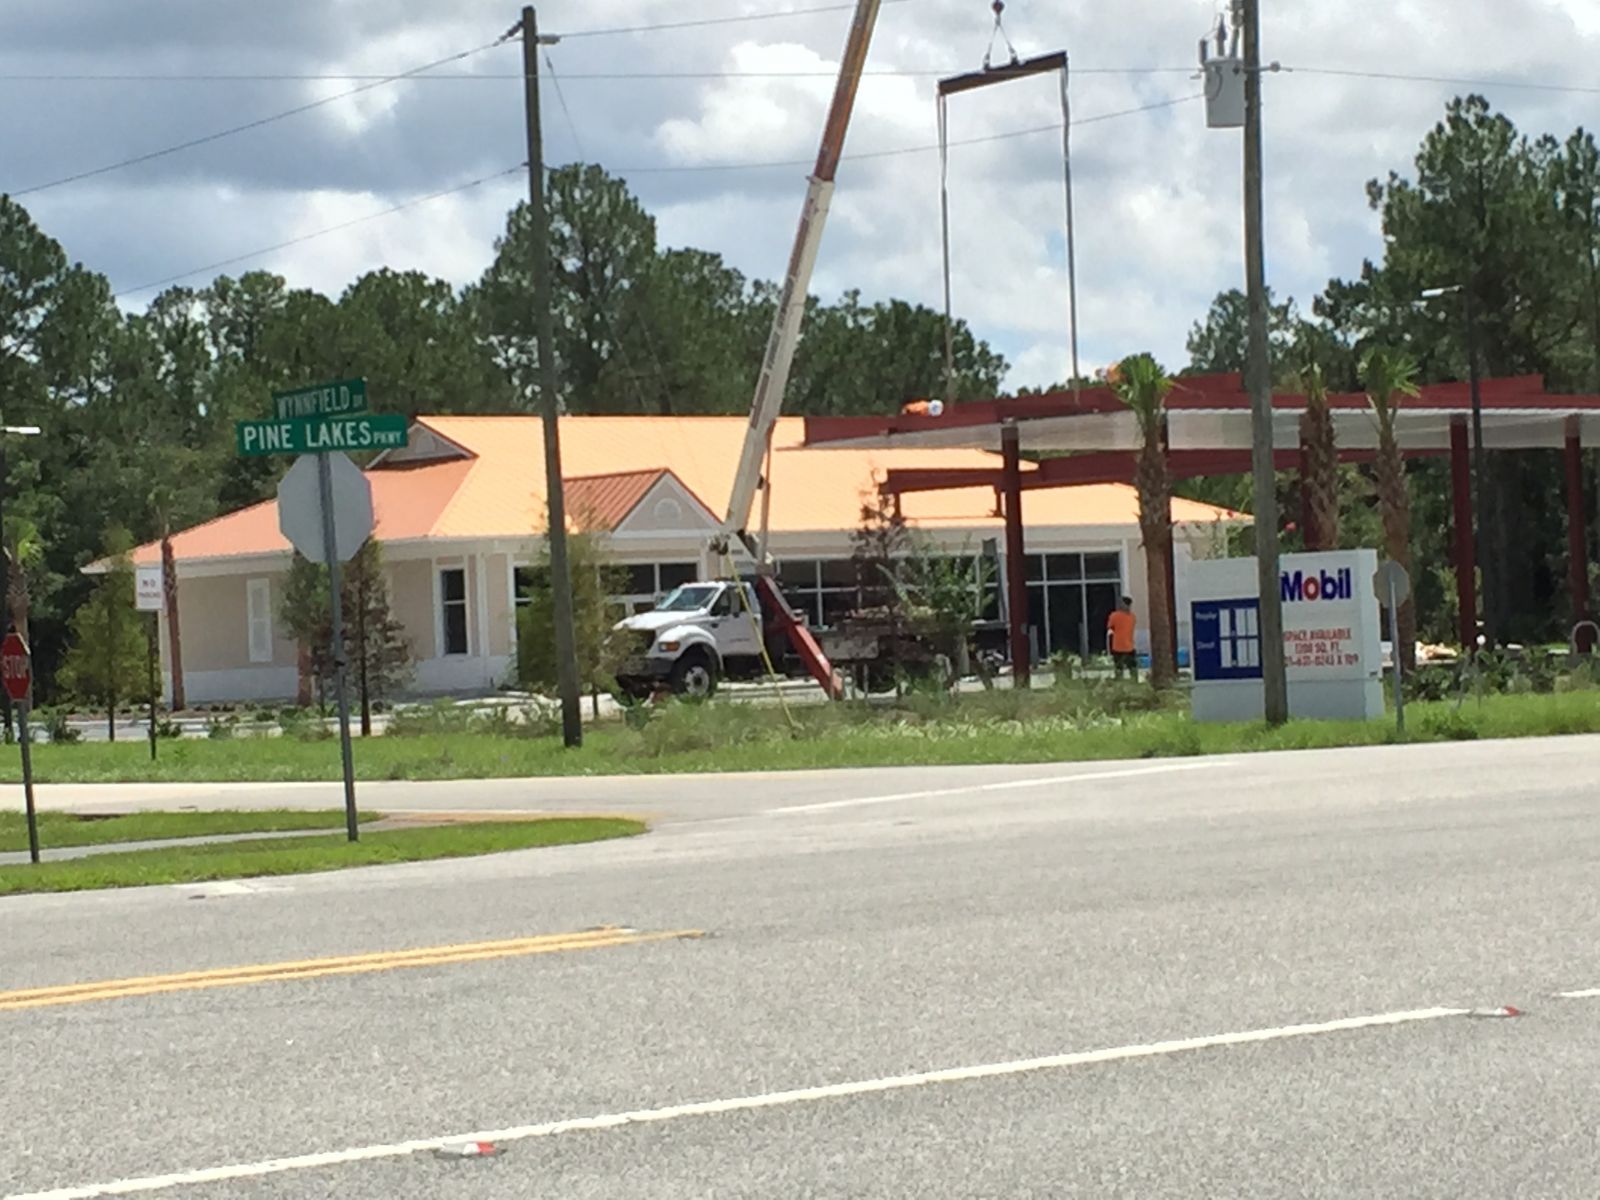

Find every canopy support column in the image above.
[1001,419,1030,687]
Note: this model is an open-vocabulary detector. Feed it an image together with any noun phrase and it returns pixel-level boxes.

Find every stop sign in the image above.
[1,632,31,702]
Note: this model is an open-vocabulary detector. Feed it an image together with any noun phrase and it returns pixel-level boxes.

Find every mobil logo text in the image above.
[1280,567,1354,603]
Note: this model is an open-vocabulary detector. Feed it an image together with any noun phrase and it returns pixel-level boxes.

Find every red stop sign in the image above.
[1,633,31,702]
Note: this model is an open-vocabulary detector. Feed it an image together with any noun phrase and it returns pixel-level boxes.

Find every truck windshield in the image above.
[656,585,718,613]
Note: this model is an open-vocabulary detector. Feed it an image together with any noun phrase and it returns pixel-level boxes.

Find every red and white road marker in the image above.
[1465,1005,1523,1019]
[434,1141,501,1159]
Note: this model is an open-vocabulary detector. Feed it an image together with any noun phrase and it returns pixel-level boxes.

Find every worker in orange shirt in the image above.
[1106,595,1137,681]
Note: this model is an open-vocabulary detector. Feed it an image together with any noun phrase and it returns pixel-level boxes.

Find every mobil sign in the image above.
[1280,565,1353,603]
[1185,549,1384,723]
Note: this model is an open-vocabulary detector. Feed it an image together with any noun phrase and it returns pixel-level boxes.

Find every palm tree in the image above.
[1297,361,1340,551]
[151,491,187,712]
[1362,346,1421,672]
[3,516,43,646]
[1110,353,1176,688]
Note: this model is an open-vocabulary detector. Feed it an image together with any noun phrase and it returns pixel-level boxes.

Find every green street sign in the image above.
[271,378,368,422]
[236,412,409,457]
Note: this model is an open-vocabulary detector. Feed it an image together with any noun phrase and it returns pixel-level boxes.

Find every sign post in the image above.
[1374,560,1412,734]
[317,452,360,842]
[2,632,38,864]
[235,380,401,844]
[136,565,163,761]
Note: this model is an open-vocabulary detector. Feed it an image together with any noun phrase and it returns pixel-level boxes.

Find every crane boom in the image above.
[718,0,882,555]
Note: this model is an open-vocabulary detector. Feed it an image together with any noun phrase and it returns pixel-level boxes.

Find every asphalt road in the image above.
[3,735,1599,1198]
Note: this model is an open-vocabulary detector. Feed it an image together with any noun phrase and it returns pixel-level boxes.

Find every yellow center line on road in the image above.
[0,927,701,1013]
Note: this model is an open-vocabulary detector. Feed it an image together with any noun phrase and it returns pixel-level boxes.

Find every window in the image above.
[246,578,273,664]
[1021,551,1124,659]
[656,584,719,613]
[658,563,697,592]
[1218,602,1261,669]
[1084,553,1122,581]
[513,565,548,610]
[1193,598,1261,680]
[440,568,469,656]
[601,562,702,616]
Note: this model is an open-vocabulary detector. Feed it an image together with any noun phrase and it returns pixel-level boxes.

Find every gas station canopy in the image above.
[801,372,1600,662]
[803,373,1600,455]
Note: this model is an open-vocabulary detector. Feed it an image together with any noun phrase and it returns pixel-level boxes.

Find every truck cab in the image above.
[614,580,767,699]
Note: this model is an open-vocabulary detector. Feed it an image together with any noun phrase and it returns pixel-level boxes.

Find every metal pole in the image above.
[1388,573,1405,733]
[1241,0,1288,724]
[0,433,11,745]
[1058,64,1081,399]
[1449,417,1478,652]
[522,5,583,748]
[148,613,158,761]
[938,93,956,406]
[1464,284,1492,648]
[19,699,38,864]
[1565,415,1592,649]
[318,453,359,841]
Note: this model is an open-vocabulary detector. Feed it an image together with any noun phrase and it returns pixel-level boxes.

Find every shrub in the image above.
[277,709,331,742]
[386,700,476,738]
[472,701,561,740]
[1420,708,1479,741]
[34,707,82,745]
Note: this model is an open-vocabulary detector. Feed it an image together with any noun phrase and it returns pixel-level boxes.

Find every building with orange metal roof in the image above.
[126,414,1241,703]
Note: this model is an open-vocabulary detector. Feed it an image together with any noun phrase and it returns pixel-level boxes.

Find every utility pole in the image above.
[0,431,10,745]
[1464,282,1492,649]
[1240,0,1288,724]
[519,5,582,748]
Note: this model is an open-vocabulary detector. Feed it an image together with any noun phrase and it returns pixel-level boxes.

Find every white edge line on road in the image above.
[767,760,1232,815]
[1555,987,1600,998]
[11,1004,1463,1199]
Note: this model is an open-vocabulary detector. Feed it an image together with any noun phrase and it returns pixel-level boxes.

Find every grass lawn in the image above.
[0,808,378,853]
[0,818,645,896]
[1,688,1597,784]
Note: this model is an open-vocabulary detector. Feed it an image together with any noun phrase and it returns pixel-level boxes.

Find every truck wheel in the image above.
[670,652,719,700]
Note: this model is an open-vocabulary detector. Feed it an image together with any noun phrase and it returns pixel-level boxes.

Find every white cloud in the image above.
[7,0,1600,392]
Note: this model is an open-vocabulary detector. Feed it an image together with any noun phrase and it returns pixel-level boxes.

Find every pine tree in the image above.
[344,541,413,734]
[278,544,412,728]
[59,528,146,739]
[516,524,626,699]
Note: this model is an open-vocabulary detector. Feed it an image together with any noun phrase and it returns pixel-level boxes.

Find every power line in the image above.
[113,94,1198,298]
[10,39,511,198]
[111,164,525,297]
[1285,65,1600,97]
[0,67,1192,82]
[557,0,911,39]
[615,94,1202,173]
[5,2,923,197]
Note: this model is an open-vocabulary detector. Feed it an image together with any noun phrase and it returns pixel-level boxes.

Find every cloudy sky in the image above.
[5,0,1599,390]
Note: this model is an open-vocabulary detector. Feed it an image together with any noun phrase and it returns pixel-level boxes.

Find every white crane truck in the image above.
[613,0,884,700]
